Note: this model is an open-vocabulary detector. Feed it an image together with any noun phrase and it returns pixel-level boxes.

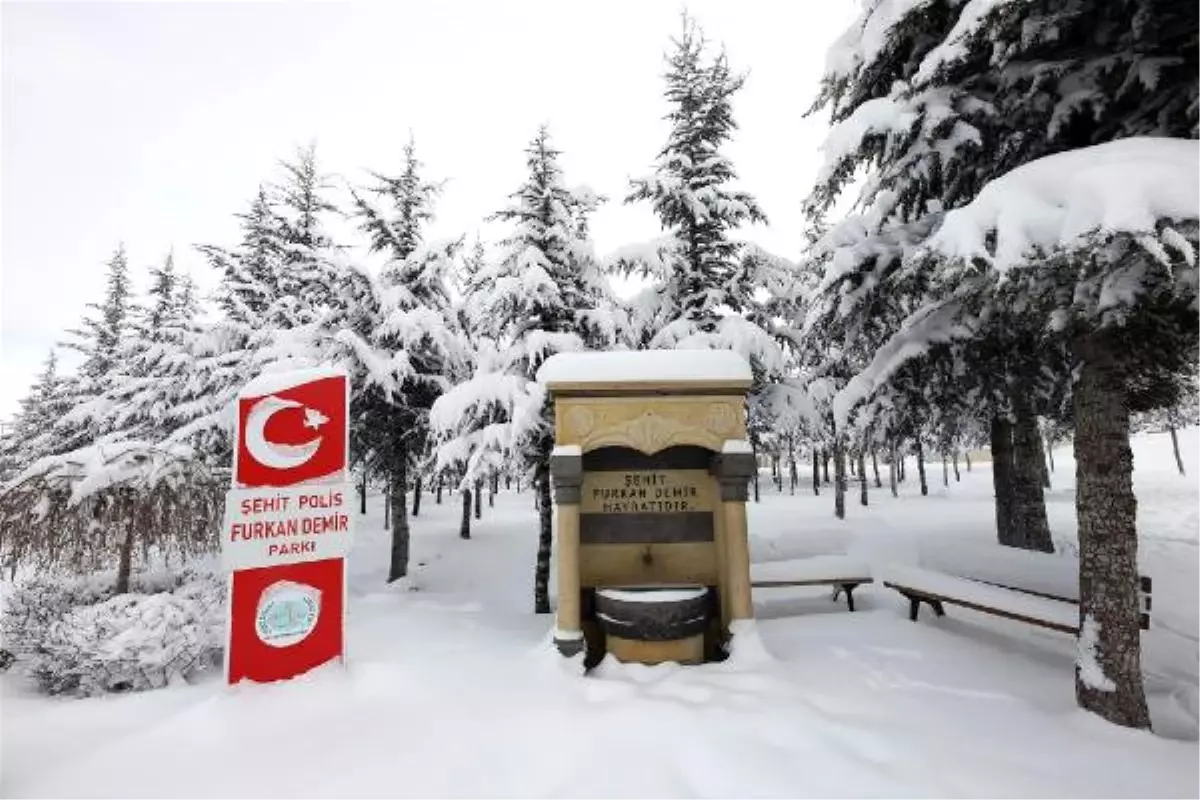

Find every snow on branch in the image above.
[833,298,974,427]
[927,138,1200,271]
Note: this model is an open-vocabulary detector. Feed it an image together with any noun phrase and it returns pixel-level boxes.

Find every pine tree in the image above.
[626,14,768,340]
[432,127,613,613]
[340,137,464,582]
[5,350,71,472]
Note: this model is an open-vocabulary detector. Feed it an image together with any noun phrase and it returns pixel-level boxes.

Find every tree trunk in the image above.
[489,473,497,507]
[992,416,1017,547]
[1035,426,1052,489]
[1170,425,1185,476]
[1012,389,1054,552]
[858,449,868,506]
[872,449,881,488]
[412,475,422,518]
[916,442,928,496]
[115,516,134,595]
[789,448,798,495]
[387,455,410,582]
[942,453,949,487]
[359,471,368,515]
[1073,332,1151,730]
[812,450,820,496]
[834,438,847,519]
[505,474,511,491]
[953,452,961,482]
[460,487,472,539]
[899,449,906,482]
[889,441,898,498]
[534,463,553,614]
[384,487,391,529]
[822,450,831,485]
[966,451,972,472]
[436,475,443,504]
[474,478,483,519]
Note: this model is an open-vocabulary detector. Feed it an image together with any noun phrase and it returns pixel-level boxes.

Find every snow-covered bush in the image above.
[3,570,225,697]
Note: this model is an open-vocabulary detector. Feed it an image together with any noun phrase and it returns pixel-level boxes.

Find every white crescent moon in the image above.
[245,395,322,471]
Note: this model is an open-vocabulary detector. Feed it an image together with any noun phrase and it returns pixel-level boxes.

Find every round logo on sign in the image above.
[255,581,321,648]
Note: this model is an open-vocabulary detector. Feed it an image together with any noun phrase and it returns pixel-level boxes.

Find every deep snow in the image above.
[2,431,1197,798]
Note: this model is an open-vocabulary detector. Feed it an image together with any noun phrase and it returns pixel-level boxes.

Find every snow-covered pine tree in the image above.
[431,126,613,613]
[627,14,767,340]
[341,136,464,581]
[3,350,71,476]
[55,244,136,454]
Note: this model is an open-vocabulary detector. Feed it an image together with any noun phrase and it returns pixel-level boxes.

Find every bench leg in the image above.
[841,583,858,612]
[930,599,945,617]
[907,594,920,621]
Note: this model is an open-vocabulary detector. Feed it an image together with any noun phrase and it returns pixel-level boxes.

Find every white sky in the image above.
[1,0,858,422]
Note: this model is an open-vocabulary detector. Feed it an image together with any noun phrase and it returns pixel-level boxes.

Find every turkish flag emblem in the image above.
[235,374,348,488]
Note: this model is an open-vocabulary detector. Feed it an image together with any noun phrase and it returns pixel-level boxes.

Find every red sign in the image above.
[235,374,349,488]
[223,368,353,686]
[226,559,345,685]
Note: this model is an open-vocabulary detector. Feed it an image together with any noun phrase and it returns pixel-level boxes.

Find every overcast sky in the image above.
[1,0,858,422]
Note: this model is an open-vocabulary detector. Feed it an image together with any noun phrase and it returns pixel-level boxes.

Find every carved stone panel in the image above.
[556,395,745,455]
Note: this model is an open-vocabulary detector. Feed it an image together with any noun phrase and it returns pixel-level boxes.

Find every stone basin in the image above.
[594,585,711,665]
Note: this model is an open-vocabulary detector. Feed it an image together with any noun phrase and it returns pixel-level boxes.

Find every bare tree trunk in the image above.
[534,463,553,614]
[460,487,472,539]
[505,474,511,491]
[872,449,881,488]
[966,451,972,472]
[1073,333,1150,730]
[858,449,868,506]
[1012,390,1054,552]
[412,475,422,518]
[942,452,949,487]
[822,450,831,485]
[889,440,898,498]
[384,486,390,529]
[953,451,961,482]
[834,438,847,520]
[489,472,497,507]
[474,478,483,519]
[1034,425,1052,489]
[789,446,798,495]
[899,448,907,483]
[992,416,1016,546]
[436,475,443,504]
[387,455,410,582]
[1170,425,1186,475]
[812,450,820,496]
[916,442,928,496]
[359,471,368,515]
[115,515,134,595]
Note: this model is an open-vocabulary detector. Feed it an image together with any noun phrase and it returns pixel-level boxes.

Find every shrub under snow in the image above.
[3,571,225,697]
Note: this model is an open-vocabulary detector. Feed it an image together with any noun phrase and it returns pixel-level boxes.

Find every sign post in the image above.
[221,367,354,685]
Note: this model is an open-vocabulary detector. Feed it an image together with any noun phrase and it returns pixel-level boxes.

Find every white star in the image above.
[303,407,329,430]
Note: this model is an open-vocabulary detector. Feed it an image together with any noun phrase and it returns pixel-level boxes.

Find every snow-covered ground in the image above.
[3,430,1197,797]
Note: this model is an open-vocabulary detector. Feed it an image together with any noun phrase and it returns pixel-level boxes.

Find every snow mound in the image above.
[928,137,1200,269]
[537,349,752,386]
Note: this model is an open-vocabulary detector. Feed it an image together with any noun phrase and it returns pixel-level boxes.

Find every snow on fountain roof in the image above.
[537,349,752,388]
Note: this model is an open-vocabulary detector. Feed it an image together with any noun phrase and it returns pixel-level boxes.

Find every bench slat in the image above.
[884,581,1078,634]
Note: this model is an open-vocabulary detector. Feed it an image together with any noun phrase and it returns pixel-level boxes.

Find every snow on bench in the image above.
[750,554,873,611]
[917,541,1079,602]
[879,563,1081,634]
[749,529,849,565]
[915,541,1152,630]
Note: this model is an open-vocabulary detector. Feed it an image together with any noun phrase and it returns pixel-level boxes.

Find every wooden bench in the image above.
[880,563,1152,634]
[750,554,874,612]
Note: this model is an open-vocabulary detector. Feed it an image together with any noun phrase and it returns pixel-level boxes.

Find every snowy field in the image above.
[2,430,1197,798]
